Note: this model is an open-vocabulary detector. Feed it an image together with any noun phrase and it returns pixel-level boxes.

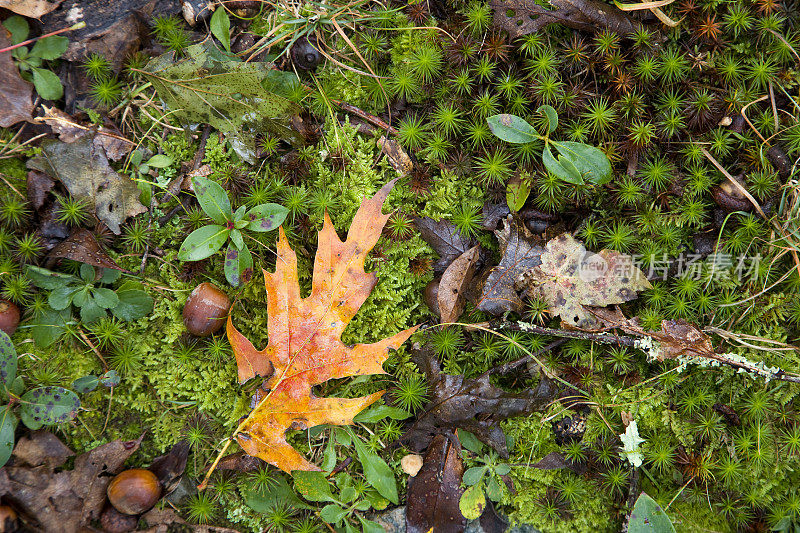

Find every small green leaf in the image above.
[0,408,17,468]
[537,104,559,134]
[224,241,252,287]
[322,437,337,473]
[550,140,613,186]
[293,470,336,502]
[193,177,231,224]
[178,225,229,261]
[353,404,411,424]
[244,474,311,511]
[80,263,95,283]
[230,229,244,250]
[25,265,75,290]
[2,16,29,45]
[359,517,384,533]
[506,174,531,212]
[72,374,100,393]
[494,463,511,475]
[99,268,122,284]
[543,143,582,184]
[91,287,119,309]
[79,298,107,323]
[487,114,539,144]
[112,281,154,321]
[72,288,90,308]
[47,285,75,310]
[364,489,389,511]
[31,67,63,100]
[210,7,232,53]
[0,331,17,389]
[629,492,676,533]
[100,370,120,387]
[233,205,247,222]
[145,154,173,168]
[353,436,398,504]
[246,203,289,232]
[462,466,487,486]
[320,504,348,524]
[29,307,70,347]
[459,484,486,520]
[486,475,503,502]
[31,35,68,60]
[130,150,144,167]
[19,386,80,430]
[457,429,485,454]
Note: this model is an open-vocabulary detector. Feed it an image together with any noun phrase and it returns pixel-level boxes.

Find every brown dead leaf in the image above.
[11,430,74,469]
[438,245,480,324]
[415,216,473,275]
[0,0,63,17]
[518,233,651,328]
[406,434,466,533]
[149,441,190,496]
[477,215,544,316]
[0,432,143,533]
[402,344,559,456]
[26,170,56,211]
[651,320,715,361]
[0,29,33,128]
[47,228,123,271]
[491,0,641,39]
[28,136,147,234]
[39,106,134,160]
[378,136,413,176]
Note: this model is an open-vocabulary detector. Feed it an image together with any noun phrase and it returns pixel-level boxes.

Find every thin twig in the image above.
[77,327,108,370]
[488,320,640,347]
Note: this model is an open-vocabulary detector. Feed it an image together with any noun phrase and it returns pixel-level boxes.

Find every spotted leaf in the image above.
[19,386,80,430]
[0,331,17,389]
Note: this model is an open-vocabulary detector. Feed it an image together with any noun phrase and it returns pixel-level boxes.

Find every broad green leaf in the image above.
[353,404,411,424]
[100,370,120,387]
[364,489,389,511]
[458,429,485,454]
[31,35,68,60]
[320,504,348,524]
[359,517,384,533]
[486,475,503,501]
[224,241,252,287]
[293,470,336,503]
[543,143,583,184]
[19,386,80,430]
[353,436,398,504]
[462,466,487,486]
[550,140,613,186]
[80,263,95,282]
[91,287,119,309]
[506,174,531,212]
[0,408,16,468]
[99,268,122,284]
[494,463,511,475]
[459,484,486,520]
[340,486,357,504]
[193,177,232,224]
[210,7,232,52]
[230,229,244,250]
[25,265,75,290]
[72,374,100,393]
[537,104,559,134]
[72,287,90,308]
[145,154,173,168]
[79,298,107,323]
[141,41,303,163]
[0,331,17,388]
[487,114,539,144]
[246,203,289,232]
[112,281,154,321]
[2,16,29,45]
[629,492,676,533]
[28,307,70,347]
[31,67,63,100]
[244,474,312,511]
[178,224,229,261]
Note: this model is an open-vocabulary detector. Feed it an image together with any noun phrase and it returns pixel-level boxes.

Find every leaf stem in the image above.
[0,22,86,54]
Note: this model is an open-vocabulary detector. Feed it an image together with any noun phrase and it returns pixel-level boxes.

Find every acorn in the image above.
[0,300,19,337]
[107,469,161,515]
[99,505,138,533]
[182,282,231,337]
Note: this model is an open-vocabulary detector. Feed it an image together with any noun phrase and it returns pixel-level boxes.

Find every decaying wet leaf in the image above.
[27,136,146,234]
[26,170,56,211]
[141,40,304,163]
[149,441,190,496]
[438,245,480,324]
[414,216,473,275]
[0,0,62,19]
[47,228,123,271]
[0,432,143,533]
[40,106,134,160]
[406,434,466,533]
[477,215,544,316]
[11,430,73,469]
[518,233,651,328]
[0,29,33,127]
[377,136,413,176]
[227,180,417,472]
[402,344,559,456]
[491,0,641,39]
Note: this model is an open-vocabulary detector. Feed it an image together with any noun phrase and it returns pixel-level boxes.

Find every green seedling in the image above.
[2,16,69,100]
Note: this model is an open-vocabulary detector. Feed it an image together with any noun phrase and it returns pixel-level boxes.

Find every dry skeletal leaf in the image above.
[27,136,146,234]
[0,29,34,128]
[227,180,417,472]
[0,0,63,19]
[438,245,480,324]
[490,0,641,39]
[477,215,544,316]
[519,233,651,327]
[377,136,413,176]
[406,434,465,533]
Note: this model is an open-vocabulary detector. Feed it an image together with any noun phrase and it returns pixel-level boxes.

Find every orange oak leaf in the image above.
[226,180,418,472]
